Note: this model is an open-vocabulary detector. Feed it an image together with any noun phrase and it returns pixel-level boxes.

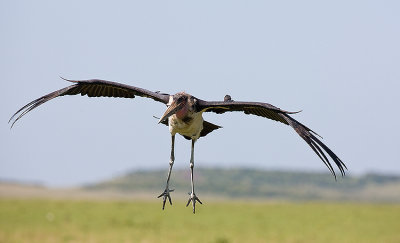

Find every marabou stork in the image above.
[9,78,347,213]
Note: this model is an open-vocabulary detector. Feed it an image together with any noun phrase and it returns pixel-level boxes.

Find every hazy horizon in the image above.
[1,1,399,187]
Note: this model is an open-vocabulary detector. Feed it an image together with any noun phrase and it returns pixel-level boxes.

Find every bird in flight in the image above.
[9,78,347,213]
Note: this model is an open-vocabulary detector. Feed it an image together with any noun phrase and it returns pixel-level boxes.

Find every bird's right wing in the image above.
[9,78,170,127]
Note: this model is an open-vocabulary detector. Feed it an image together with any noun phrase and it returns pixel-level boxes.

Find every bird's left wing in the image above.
[197,100,299,125]
[197,99,347,178]
[9,78,170,127]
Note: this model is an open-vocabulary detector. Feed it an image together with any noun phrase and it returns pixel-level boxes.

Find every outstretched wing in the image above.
[197,100,300,125]
[197,99,347,178]
[9,78,170,127]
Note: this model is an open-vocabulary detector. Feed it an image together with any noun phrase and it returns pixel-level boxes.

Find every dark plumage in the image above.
[10,78,347,213]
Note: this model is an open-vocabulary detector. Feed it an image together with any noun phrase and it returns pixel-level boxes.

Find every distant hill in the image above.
[85,168,400,202]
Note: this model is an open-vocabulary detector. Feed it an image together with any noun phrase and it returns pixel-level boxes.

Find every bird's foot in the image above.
[186,192,202,214]
[157,187,174,210]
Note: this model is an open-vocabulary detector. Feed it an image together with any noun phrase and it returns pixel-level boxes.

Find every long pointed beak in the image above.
[158,101,183,124]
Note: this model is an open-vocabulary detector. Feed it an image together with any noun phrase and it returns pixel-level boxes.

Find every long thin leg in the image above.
[157,134,175,209]
[186,139,202,213]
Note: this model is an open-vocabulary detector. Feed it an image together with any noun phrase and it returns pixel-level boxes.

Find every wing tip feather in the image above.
[59,76,78,83]
[285,109,302,114]
[282,114,347,180]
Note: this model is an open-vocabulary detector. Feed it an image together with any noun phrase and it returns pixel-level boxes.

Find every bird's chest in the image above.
[168,113,203,139]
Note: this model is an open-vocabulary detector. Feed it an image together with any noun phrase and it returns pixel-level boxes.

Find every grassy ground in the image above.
[0,199,399,243]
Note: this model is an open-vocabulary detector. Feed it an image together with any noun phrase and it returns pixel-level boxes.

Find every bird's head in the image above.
[159,92,195,123]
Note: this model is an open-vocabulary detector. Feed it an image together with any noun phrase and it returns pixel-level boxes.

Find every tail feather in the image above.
[153,116,221,139]
[200,121,222,138]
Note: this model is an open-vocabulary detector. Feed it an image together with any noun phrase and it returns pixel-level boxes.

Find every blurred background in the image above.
[1,0,399,187]
[1,1,400,242]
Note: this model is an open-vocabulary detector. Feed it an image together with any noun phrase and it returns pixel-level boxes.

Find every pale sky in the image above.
[1,1,399,187]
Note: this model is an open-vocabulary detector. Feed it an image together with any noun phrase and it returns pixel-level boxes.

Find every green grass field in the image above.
[0,199,399,243]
